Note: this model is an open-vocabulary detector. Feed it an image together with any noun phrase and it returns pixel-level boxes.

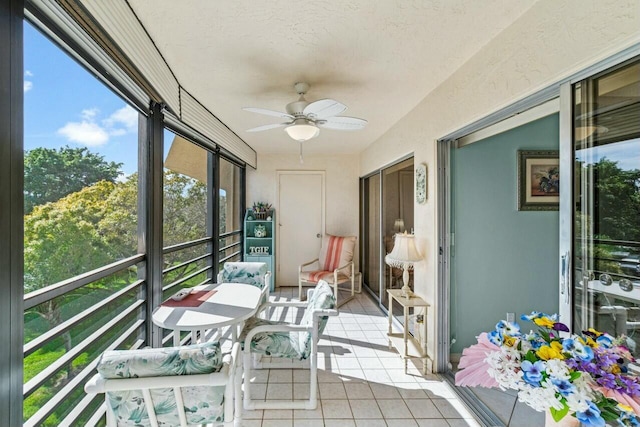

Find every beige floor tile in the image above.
[348,399,383,419]
[265,382,292,400]
[291,420,325,427]
[323,420,357,427]
[377,398,413,419]
[344,382,374,399]
[322,400,353,419]
[261,420,292,427]
[368,382,402,399]
[415,420,450,427]
[262,409,292,419]
[354,420,387,427]
[294,401,323,419]
[319,382,347,399]
[386,419,419,427]
[268,368,292,383]
[405,399,443,418]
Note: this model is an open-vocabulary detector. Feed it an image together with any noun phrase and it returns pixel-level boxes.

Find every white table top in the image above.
[152,282,262,331]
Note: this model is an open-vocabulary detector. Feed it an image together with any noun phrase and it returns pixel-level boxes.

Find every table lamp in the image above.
[394,218,405,233]
[385,232,422,298]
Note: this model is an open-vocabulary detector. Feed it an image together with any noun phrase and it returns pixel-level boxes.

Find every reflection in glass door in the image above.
[573,60,640,356]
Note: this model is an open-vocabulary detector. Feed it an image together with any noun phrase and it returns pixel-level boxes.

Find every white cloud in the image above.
[58,105,137,147]
[103,105,138,134]
[24,70,33,92]
[58,121,109,146]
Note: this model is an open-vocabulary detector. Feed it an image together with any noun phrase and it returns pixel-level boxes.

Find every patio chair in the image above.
[217,261,270,303]
[239,280,338,410]
[298,234,356,307]
[85,341,241,427]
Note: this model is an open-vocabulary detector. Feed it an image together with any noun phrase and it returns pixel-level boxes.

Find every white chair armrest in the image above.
[313,309,339,318]
[333,261,354,273]
[299,258,320,271]
[216,272,223,283]
[86,371,229,393]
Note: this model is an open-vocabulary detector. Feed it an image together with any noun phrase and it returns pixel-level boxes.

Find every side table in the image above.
[387,289,430,375]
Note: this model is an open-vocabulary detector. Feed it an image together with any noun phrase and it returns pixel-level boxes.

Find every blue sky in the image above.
[24,22,172,176]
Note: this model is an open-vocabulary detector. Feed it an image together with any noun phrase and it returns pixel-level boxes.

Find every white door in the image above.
[277,171,325,287]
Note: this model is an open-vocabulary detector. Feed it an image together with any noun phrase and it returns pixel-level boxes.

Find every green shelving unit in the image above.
[243,208,275,291]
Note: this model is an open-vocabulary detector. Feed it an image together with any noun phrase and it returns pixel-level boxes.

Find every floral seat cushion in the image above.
[97,341,225,426]
[241,281,336,360]
[220,262,268,288]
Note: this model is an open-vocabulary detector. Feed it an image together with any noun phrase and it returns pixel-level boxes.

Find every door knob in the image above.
[316,234,321,238]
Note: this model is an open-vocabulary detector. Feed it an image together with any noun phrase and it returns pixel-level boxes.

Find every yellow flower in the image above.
[588,328,603,337]
[503,336,517,347]
[533,317,555,328]
[618,403,633,413]
[584,336,598,348]
[537,341,565,360]
[611,364,621,374]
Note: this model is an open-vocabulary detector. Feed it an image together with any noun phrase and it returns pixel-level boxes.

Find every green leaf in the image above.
[569,371,581,381]
[550,403,569,422]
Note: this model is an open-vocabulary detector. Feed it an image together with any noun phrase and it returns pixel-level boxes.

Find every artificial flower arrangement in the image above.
[455,312,640,426]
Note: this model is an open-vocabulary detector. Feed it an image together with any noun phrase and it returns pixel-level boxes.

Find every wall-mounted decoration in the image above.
[415,163,427,204]
[517,150,559,211]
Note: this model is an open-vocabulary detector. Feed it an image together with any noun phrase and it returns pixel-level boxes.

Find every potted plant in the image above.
[251,202,272,220]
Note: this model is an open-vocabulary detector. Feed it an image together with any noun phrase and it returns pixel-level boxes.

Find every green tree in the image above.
[24,146,122,214]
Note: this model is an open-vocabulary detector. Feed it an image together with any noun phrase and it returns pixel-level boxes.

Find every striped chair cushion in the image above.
[299,270,350,284]
[318,235,356,272]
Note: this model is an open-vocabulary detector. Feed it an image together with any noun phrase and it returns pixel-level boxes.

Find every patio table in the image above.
[152,282,262,346]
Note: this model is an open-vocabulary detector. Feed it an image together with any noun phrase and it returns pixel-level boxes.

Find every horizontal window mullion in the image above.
[24,318,144,427]
[219,230,241,239]
[24,280,144,357]
[162,252,211,275]
[220,251,241,264]
[219,241,240,252]
[24,300,144,399]
[163,236,212,255]
[162,266,211,292]
[24,254,145,310]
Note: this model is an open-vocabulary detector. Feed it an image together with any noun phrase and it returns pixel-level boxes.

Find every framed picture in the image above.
[517,150,559,211]
[415,163,427,204]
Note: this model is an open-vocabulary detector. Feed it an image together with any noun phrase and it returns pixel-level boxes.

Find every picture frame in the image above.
[415,163,427,204]
[517,150,559,211]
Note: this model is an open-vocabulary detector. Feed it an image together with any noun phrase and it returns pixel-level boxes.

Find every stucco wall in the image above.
[247,153,361,271]
[359,0,640,369]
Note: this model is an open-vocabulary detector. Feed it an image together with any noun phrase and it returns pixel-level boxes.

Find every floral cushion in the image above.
[97,341,225,426]
[220,262,268,288]
[241,281,336,360]
[298,281,336,356]
[240,317,304,359]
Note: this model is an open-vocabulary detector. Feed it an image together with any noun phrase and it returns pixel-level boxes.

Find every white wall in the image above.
[247,153,361,270]
[359,0,640,370]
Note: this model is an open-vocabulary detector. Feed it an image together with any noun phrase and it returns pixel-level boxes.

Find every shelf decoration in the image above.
[251,201,272,220]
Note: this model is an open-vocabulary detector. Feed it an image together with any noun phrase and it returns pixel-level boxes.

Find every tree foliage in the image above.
[24,146,122,214]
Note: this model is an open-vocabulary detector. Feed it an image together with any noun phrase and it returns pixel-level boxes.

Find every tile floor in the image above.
[231,287,484,427]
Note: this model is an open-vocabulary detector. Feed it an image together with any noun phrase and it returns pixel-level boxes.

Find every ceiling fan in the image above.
[242,82,367,145]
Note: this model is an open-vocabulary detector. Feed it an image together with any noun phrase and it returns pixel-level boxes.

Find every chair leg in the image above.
[242,351,252,411]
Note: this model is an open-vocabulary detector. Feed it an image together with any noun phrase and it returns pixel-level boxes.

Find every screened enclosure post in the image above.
[139,102,164,348]
[240,166,246,261]
[0,0,24,424]
[207,151,214,280]
[212,149,221,273]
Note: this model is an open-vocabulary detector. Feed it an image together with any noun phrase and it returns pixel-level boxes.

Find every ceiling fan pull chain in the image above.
[299,141,304,164]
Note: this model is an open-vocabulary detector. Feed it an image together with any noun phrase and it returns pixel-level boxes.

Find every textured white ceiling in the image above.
[128,0,538,156]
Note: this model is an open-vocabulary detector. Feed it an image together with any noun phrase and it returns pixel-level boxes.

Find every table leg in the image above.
[387,295,393,349]
[404,306,408,374]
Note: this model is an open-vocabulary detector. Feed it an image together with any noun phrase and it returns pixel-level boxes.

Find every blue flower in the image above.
[521,312,543,321]
[551,378,575,396]
[521,360,545,386]
[596,334,613,348]
[488,330,503,346]
[562,338,594,362]
[496,320,521,337]
[576,401,606,427]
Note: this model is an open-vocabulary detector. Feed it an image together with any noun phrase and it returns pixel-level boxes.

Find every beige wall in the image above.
[359,0,640,370]
[246,152,361,269]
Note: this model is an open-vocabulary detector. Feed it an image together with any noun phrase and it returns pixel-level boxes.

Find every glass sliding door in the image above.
[362,173,381,300]
[572,59,640,354]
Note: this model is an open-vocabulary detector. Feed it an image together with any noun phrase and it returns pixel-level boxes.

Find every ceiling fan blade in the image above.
[242,107,294,120]
[246,122,290,132]
[303,99,347,119]
[317,116,367,130]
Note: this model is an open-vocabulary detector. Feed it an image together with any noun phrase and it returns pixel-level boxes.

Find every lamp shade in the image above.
[284,122,320,141]
[385,233,422,268]
[394,218,405,233]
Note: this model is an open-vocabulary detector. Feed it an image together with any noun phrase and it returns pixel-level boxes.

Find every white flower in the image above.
[545,359,570,381]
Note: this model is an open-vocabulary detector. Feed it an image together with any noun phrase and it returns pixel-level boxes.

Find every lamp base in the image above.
[401,285,413,298]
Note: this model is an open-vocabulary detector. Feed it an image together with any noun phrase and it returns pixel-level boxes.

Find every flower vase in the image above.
[545,413,580,427]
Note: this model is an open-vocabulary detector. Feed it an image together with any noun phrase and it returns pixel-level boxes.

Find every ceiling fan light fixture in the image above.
[284,122,319,142]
